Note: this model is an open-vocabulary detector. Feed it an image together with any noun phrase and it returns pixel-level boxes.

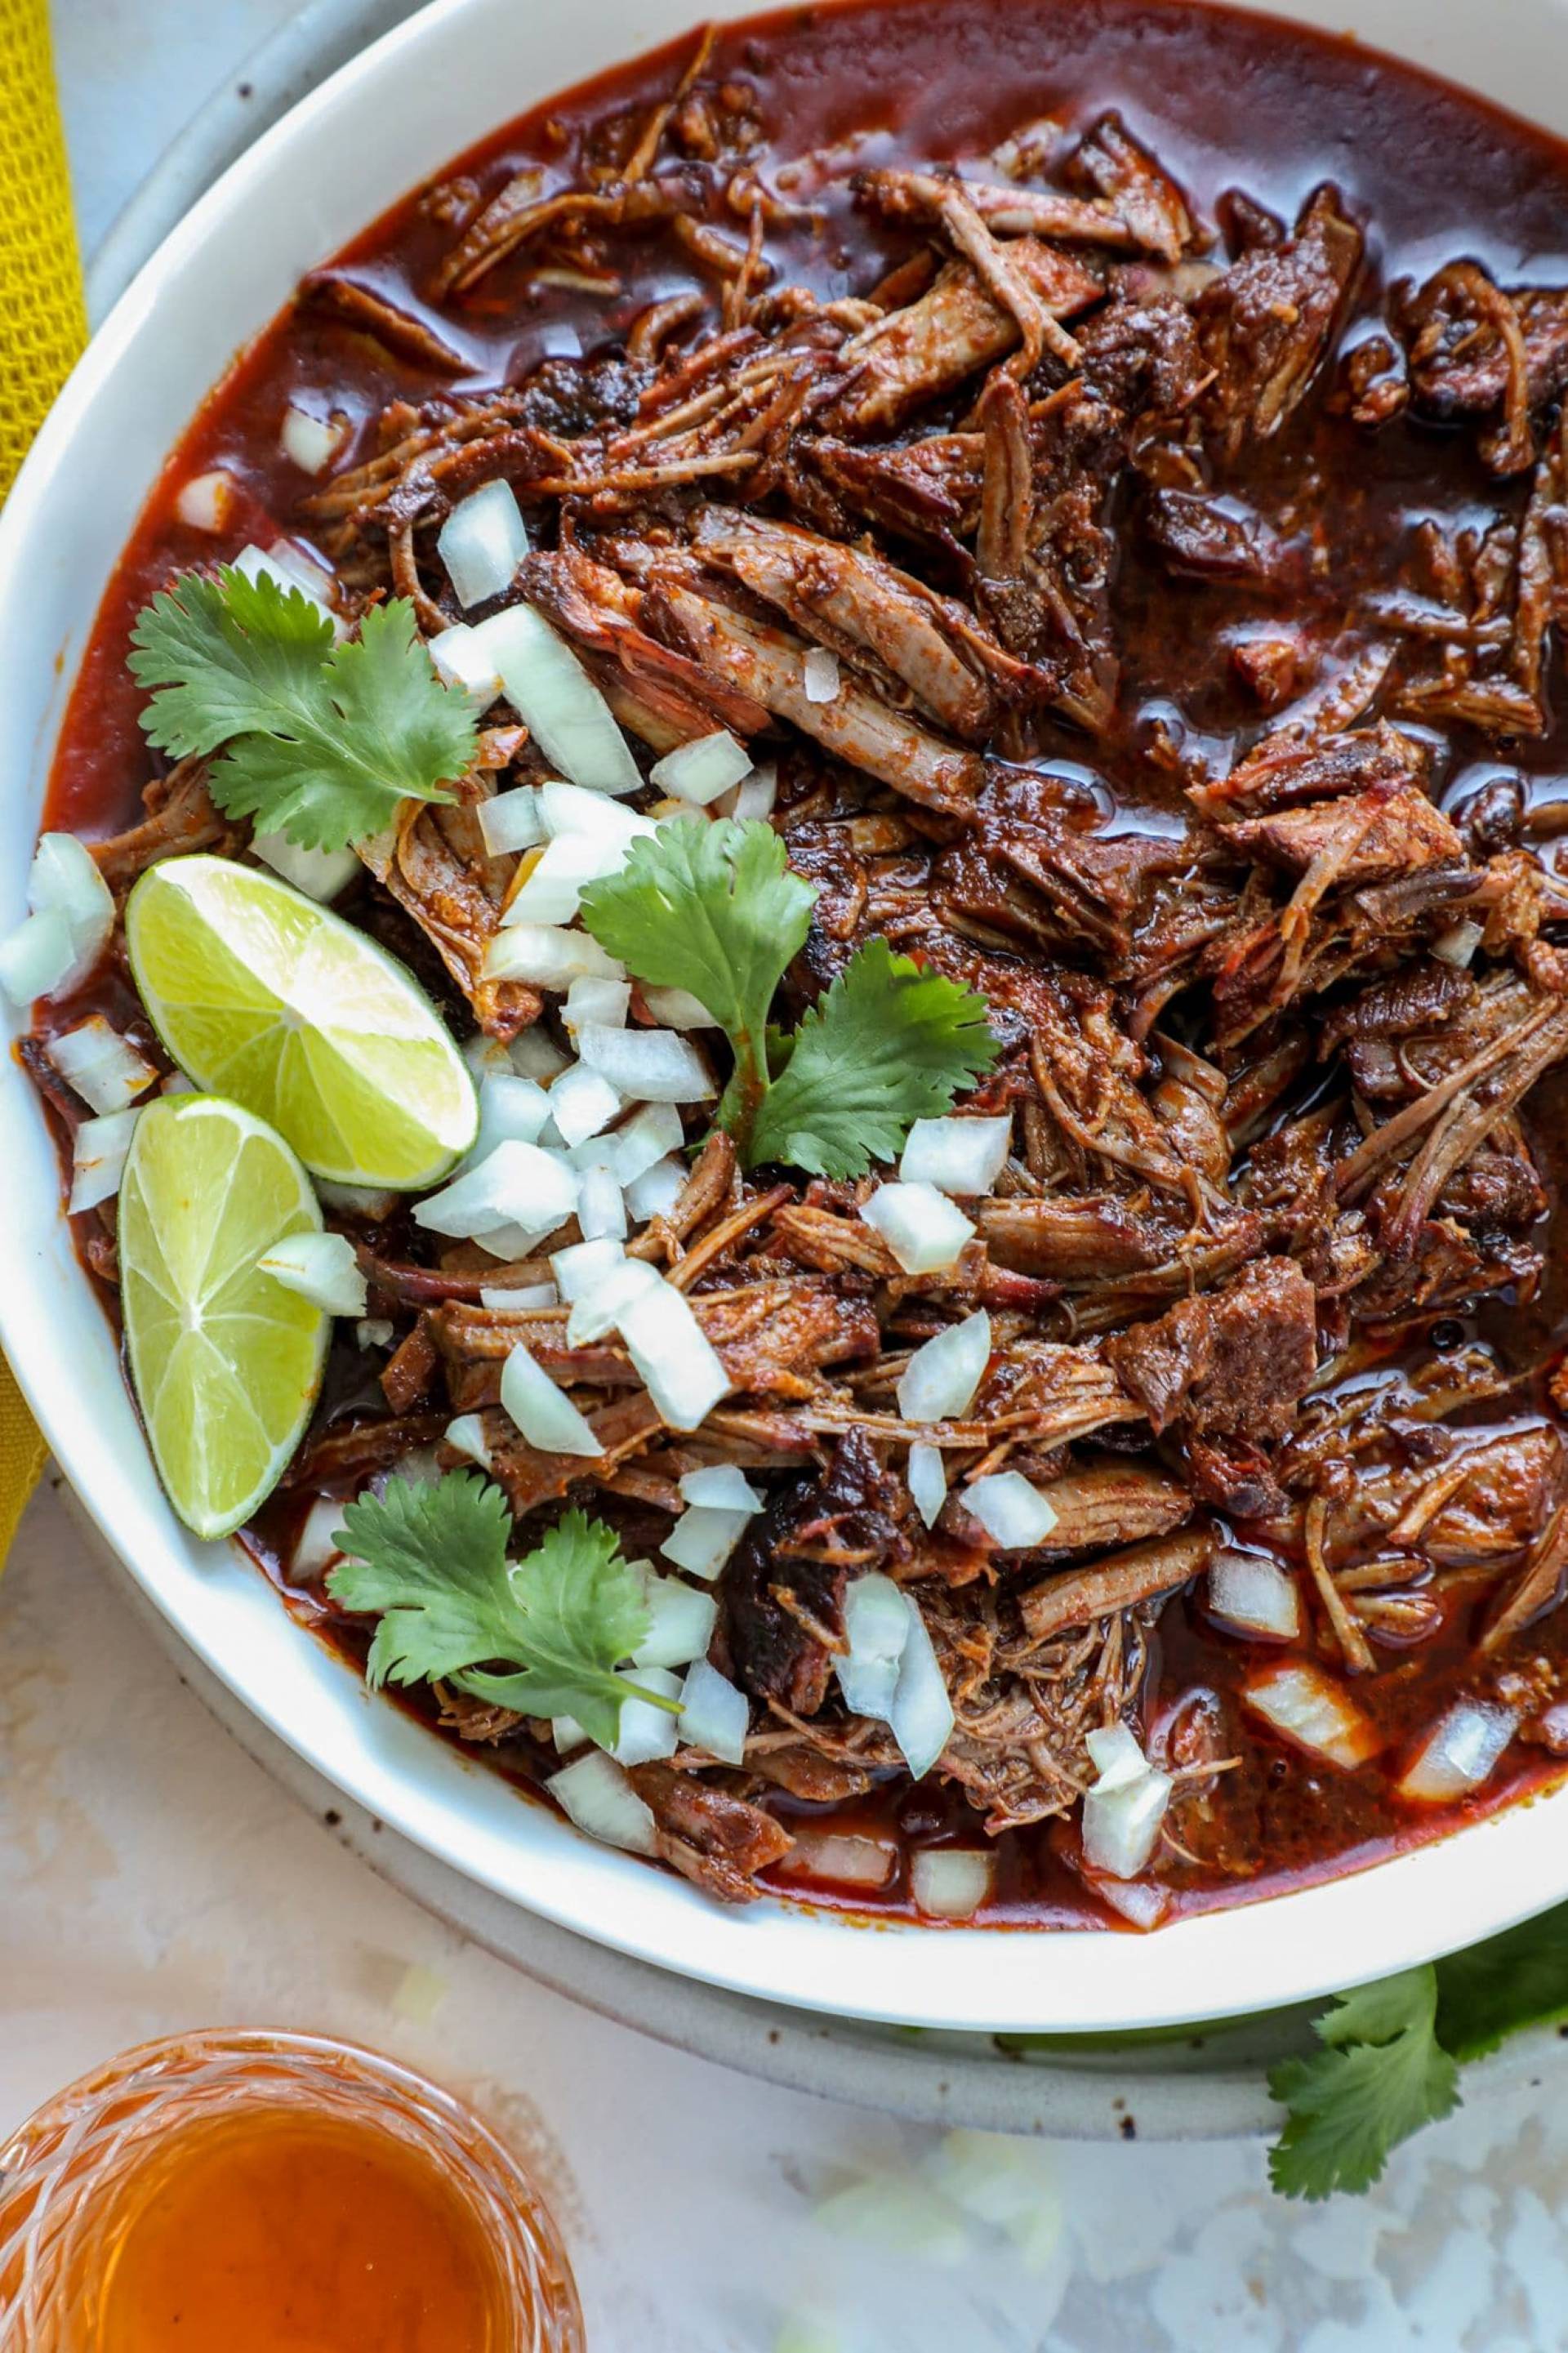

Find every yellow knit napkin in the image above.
[0,0,87,1560]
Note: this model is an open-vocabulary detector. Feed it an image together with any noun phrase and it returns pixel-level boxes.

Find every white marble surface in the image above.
[9,4,1568,2343]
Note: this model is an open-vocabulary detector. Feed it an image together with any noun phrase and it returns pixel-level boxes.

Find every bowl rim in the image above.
[7,0,1568,2037]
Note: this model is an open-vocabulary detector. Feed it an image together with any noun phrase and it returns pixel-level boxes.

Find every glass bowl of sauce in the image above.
[0,2029,584,2351]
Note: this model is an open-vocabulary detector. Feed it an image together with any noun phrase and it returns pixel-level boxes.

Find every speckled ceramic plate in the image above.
[86,0,425,324]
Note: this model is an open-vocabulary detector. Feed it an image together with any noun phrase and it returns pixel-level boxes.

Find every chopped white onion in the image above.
[777,1826,897,1889]
[551,1715,589,1755]
[551,1236,627,1301]
[175,468,235,530]
[483,922,623,988]
[564,975,631,1036]
[47,1017,157,1114]
[1208,1549,1301,1643]
[29,833,115,987]
[1084,1722,1152,1793]
[499,1341,601,1457]
[803,647,841,703]
[625,1156,686,1222]
[1091,1874,1171,1930]
[547,1750,658,1856]
[472,1219,555,1263]
[649,730,754,806]
[479,1281,557,1311]
[251,829,361,901]
[443,1413,492,1469]
[677,1659,749,1764]
[430,624,504,711]
[0,909,74,1005]
[907,1442,947,1530]
[889,1598,955,1778]
[463,1033,515,1085]
[256,1231,368,1317]
[661,1504,751,1580]
[565,1252,662,1344]
[632,1575,719,1670]
[860,1182,974,1275]
[613,1102,684,1185]
[356,1318,394,1350]
[963,1470,1058,1549]
[577,1162,627,1241]
[835,1571,911,1721]
[547,1063,623,1148]
[161,1071,198,1096]
[3,831,116,1008]
[476,785,544,856]
[539,781,657,849]
[1244,1662,1379,1770]
[466,1072,551,1166]
[679,1464,763,1512]
[291,1495,347,1584]
[719,760,777,822]
[280,403,344,475]
[609,1665,683,1766]
[68,1107,140,1213]
[898,1115,1012,1197]
[1398,1700,1517,1803]
[911,1849,994,1920]
[509,1027,570,1083]
[438,479,529,609]
[413,1139,577,1241]
[618,1278,730,1431]
[1432,920,1485,969]
[468,602,643,793]
[576,1023,715,1104]
[503,831,623,928]
[1083,1767,1172,1881]
[231,540,337,626]
[896,1309,991,1424]
[640,984,718,1030]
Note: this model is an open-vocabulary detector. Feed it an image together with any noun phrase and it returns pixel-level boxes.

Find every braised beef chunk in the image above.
[1105,1259,1318,1441]
[630,1765,795,1903]
[38,0,1568,1930]
[721,1429,901,1715]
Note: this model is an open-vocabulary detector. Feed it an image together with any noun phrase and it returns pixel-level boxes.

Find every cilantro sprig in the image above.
[580,818,999,1178]
[1267,1968,1459,2199]
[128,566,477,852]
[1267,1903,1568,2199]
[327,1473,675,1749]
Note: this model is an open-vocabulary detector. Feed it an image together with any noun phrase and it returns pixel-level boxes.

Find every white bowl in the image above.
[5,0,1568,2037]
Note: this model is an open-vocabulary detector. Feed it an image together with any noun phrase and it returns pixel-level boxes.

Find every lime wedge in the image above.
[119,1094,331,1538]
[125,855,477,1188]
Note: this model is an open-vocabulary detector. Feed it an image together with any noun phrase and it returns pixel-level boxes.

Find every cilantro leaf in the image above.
[1434,1899,1568,2060]
[580,816,814,1141]
[580,818,996,1175]
[128,567,475,851]
[327,1473,665,1749]
[1267,1967,1459,2199]
[750,938,1000,1179]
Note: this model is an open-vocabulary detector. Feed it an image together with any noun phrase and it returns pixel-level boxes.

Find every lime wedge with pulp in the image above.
[119,1094,331,1538]
[125,854,477,1188]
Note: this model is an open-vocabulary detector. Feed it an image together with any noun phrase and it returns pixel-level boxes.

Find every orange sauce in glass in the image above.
[87,2106,510,2351]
